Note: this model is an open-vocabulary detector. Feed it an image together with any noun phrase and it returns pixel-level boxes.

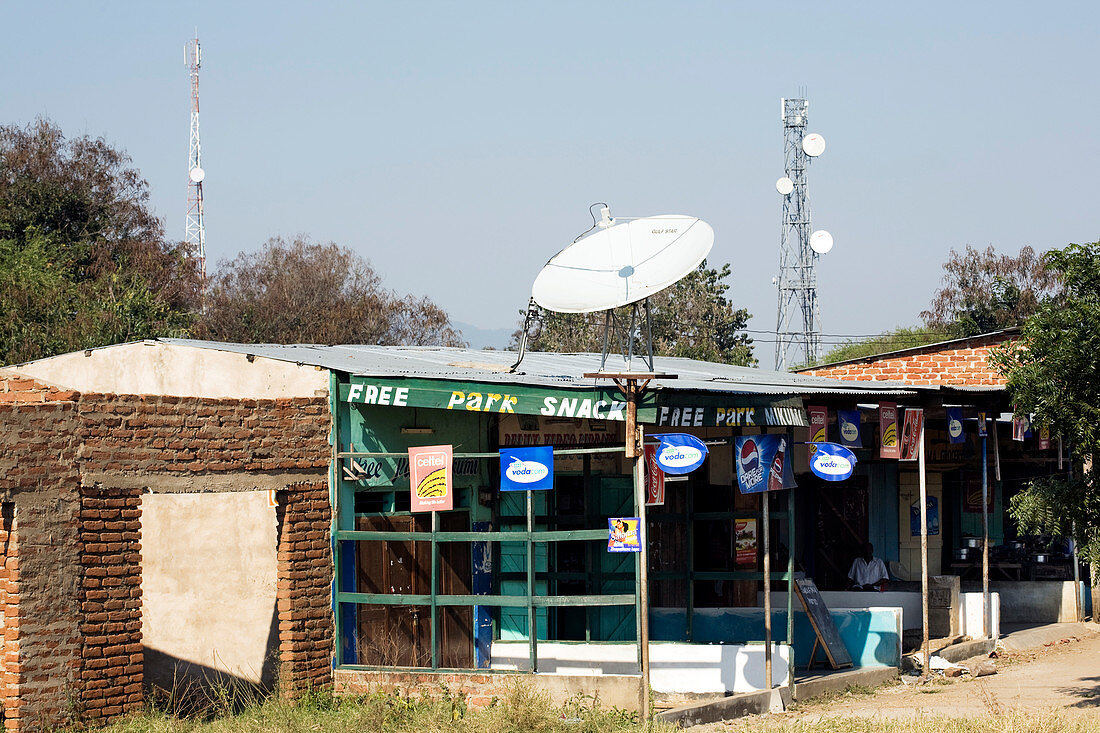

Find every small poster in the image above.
[735,435,788,494]
[977,411,988,437]
[879,402,900,459]
[808,405,828,444]
[644,444,665,506]
[910,496,940,536]
[946,407,965,444]
[608,517,641,553]
[1012,415,1027,441]
[1038,425,1051,450]
[500,446,553,492]
[837,409,862,448]
[735,518,758,567]
[409,445,453,512]
[899,409,924,461]
[964,477,994,513]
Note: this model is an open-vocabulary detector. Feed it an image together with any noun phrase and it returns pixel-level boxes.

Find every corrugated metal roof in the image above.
[157,339,919,398]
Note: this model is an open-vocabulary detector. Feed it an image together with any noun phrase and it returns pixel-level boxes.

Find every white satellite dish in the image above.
[189,166,206,183]
[810,229,834,254]
[776,177,794,195]
[802,133,826,157]
[532,215,714,313]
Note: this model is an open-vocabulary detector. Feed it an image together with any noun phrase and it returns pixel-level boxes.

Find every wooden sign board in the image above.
[793,577,853,669]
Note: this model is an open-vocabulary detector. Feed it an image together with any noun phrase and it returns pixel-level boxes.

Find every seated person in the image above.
[848,542,889,591]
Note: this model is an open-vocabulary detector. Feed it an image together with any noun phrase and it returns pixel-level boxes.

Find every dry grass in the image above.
[90,680,677,733]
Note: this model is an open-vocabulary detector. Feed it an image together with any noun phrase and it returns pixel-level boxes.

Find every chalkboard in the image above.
[793,577,853,669]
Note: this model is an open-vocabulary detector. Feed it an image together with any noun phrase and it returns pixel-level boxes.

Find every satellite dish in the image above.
[189,166,206,183]
[532,215,714,313]
[810,230,834,254]
[776,177,794,195]
[802,133,826,157]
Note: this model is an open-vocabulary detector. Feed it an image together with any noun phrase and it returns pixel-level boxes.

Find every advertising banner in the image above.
[808,406,828,444]
[408,445,453,512]
[1012,415,1028,441]
[500,446,554,491]
[735,435,788,494]
[1039,425,1051,450]
[879,402,900,459]
[608,517,641,553]
[644,444,665,506]
[899,409,924,461]
[946,407,965,444]
[807,442,857,481]
[735,518,758,567]
[651,433,709,475]
[964,477,994,513]
[837,409,862,448]
[977,411,988,437]
[910,496,940,536]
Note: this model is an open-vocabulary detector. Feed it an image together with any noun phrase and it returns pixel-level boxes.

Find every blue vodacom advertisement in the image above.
[651,433,709,475]
[499,446,554,491]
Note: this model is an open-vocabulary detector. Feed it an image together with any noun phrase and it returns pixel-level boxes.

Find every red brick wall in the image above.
[0,384,334,730]
[276,481,333,693]
[798,333,1015,386]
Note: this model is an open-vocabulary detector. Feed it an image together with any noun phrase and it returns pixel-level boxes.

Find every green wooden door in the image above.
[498,490,548,640]
[594,476,636,641]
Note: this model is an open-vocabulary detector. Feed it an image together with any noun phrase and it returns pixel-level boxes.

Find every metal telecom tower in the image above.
[184,37,207,286]
[774,97,829,370]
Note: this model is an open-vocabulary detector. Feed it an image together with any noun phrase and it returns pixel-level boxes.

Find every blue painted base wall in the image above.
[650,607,901,668]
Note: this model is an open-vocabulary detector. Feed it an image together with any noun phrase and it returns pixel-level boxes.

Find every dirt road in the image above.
[706,628,1100,729]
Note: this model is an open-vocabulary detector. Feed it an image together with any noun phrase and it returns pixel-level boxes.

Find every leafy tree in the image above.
[808,326,951,367]
[199,236,466,347]
[991,241,1100,567]
[512,261,755,366]
[0,119,199,364]
[921,244,1059,337]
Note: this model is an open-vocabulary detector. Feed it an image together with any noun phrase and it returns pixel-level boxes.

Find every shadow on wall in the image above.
[143,602,280,714]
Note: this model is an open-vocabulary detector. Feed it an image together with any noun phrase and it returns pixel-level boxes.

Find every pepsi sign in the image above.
[735,435,787,494]
[807,442,857,482]
[499,446,554,491]
[650,433,708,475]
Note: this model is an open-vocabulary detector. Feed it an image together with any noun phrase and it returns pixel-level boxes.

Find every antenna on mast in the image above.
[184,36,207,300]
[774,96,832,370]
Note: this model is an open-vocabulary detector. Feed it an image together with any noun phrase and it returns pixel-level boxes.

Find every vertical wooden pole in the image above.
[627,382,651,723]
[527,489,537,672]
[918,427,930,676]
[763,487,772,690]
[981,429,991,639]
[431,509,439,670]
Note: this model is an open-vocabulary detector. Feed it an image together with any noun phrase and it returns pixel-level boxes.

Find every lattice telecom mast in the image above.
[773,97,832,370]
[184,37,207,286]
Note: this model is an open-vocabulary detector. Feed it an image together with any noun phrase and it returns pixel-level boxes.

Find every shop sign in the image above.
[734,435,788,494]
[837,409,862,448]
[342,455,479,486]
[947,407,965,444]
[644,444,665,506]
[976,411,988,437]
[899,409,924,461]
[655,404,807,428]
[879,402,900,459]
[651,433,708,475]
[806,442,857,481]
[408,445,453,512]
[500,447,553,492]
[608,517,641,553]
[808,406,827,443]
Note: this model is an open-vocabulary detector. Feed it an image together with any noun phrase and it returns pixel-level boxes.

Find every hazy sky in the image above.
[4,2,1097,354]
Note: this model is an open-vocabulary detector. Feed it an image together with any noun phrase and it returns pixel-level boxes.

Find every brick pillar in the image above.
[276,482,334,693]
[77,486,143,722]
[0,503,18,730]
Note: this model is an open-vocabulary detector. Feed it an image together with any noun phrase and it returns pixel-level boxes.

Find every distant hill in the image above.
[453,322,515,350]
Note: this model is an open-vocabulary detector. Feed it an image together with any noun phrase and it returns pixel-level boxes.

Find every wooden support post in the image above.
[431,509,439,670]
[527,489,537,672]
[786,428,795,687]
[763,487,772,690]
[633,420,650,722]
[919,428,930,676]
[981,430,991,640]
